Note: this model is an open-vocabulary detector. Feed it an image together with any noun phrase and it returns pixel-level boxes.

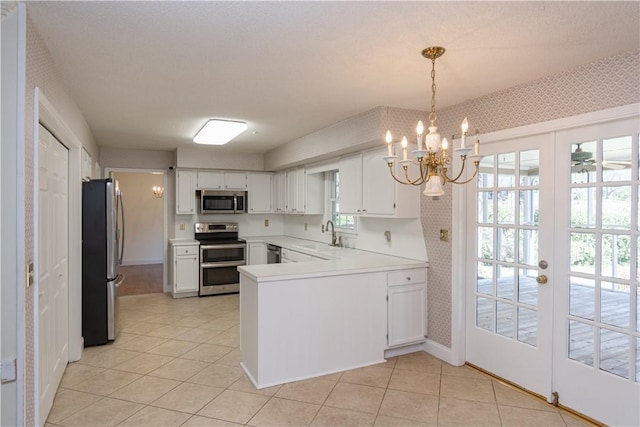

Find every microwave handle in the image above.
[233,193,238,213]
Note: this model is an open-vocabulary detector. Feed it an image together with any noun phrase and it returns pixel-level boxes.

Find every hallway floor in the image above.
[46,293,592,426]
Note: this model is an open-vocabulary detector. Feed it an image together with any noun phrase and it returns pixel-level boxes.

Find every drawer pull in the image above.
[406,276,411,281]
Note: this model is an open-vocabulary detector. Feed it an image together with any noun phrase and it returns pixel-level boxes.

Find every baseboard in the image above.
[423,339,459,366]
[121,258,163,266]
[384,342,425,358]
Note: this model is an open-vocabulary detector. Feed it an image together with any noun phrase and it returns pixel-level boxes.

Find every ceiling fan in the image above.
[571,144,631,171]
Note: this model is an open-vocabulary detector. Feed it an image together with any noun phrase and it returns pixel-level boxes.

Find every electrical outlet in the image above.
[179,223,185,231]
[440,229,449,242]
[264,219,269,227]
[304,223,308,231]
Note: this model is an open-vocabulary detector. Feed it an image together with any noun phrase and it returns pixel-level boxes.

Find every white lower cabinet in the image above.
[281,248,313,263]
[387,268,427,348]
[248,242,268,265]
[171,243,199,297]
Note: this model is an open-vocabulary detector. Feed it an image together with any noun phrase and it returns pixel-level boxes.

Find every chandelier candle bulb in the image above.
[416,120,424,151]
[474,134,480,156]
[385,130,393,156]
[401,136,408,161]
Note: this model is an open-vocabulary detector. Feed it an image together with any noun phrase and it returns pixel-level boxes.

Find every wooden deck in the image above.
[475,277,638,381]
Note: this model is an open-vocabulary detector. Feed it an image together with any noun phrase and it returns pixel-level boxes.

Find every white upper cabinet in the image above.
[339,147,420,218]
[176,170,196,215]
[81,148,92,181]
[283,168,323,214]
[274,171,287,213]
[247,172,273,213]
[197,171,247,190]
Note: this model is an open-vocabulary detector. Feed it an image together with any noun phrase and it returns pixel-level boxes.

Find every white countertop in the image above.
[240,235,428,282]
[169,238,199,246]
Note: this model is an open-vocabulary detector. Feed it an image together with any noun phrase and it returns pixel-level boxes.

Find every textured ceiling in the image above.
[27,1,640,154]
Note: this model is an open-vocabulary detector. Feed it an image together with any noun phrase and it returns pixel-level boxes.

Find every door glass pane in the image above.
[496,265,515,301]
[497,153,516,187]
[476,297,493,331]
[517,307,536,346]
[477,262,493,295]
[637,286,640,333]
[601,282,630,328]
[518,229,538,266]
[478,227,493,259]
[601,234,631,279]
[570,232,596,275]
[602,136,632,182]
[569,277,595,320]
[478,155,494,188]
[571,187,596,228]
[600,329,629,379]
[602,186,631,230]
[569,320,594,367]
[518,268,538,306]
[496,302,514,339]
[571,141,597,184]
[497,228,515,262]
[519,150,539,186]
[519,190,538,226]
[636,337,640,383]
[477,191,494,223]
[497,191,515,224]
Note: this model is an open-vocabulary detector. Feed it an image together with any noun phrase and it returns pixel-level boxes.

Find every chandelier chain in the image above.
[429,58,437,125]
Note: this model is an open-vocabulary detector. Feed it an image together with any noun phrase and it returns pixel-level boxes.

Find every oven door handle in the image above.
[200,244,246,250]
[201,261,246,268]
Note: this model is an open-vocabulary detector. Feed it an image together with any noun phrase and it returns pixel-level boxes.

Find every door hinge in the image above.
[1,359,17,384]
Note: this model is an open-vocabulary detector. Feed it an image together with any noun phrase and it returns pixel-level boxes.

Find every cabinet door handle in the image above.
[406,276,411,281]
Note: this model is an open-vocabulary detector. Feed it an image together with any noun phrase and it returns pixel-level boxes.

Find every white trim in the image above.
[104,167,169,292]
[451,102,640,368]
[424,339,456,365]
[384,342,426,359]
[121,258,163,266]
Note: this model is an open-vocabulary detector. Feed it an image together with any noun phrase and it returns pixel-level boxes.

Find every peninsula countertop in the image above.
[239,235,428,283]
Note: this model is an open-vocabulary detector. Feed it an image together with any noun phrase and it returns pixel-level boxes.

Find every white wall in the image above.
[113,172,164,265]
[177,147,264,170]
[100,147,174,170]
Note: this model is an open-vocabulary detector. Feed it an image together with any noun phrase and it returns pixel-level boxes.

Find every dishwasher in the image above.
[266,244,281,264]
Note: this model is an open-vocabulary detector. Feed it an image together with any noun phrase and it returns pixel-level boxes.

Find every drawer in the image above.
[387,268,426,286]
[281,248,312,263]
[175,245,198,256]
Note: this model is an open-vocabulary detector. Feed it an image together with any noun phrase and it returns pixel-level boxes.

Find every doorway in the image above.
[111,171,166,295]
[464,114,639,425]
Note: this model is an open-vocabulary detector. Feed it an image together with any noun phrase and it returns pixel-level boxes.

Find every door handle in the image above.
[536,274,548,285]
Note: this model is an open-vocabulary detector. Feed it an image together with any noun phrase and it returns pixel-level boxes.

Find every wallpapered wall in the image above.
[423,48,640,348]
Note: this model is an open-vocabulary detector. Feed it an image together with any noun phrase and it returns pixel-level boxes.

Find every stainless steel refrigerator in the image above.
[82,179,125,346]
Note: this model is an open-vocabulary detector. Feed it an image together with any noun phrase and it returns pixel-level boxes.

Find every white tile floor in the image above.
[46,293,594,426]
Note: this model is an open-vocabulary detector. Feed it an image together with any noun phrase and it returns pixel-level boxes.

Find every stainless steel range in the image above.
[194,222,246,296]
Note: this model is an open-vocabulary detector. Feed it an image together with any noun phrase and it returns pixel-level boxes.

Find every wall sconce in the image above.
[152,186,164,198]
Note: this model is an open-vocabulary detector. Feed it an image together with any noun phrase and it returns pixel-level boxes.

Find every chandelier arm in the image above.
[402,164,427,186]
[386,164,424,186]
[441,156,468,183]
[448,161,481,185]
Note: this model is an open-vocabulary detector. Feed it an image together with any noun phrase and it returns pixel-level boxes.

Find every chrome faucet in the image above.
[324,220,338,246]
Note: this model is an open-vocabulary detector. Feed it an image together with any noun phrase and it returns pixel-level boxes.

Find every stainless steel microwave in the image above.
[200,190,247,214]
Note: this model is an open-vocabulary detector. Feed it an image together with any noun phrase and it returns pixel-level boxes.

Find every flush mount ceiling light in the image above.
[193,119,248,145]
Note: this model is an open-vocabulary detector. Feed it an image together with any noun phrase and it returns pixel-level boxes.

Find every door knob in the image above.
[536,274,548,285]
[538,260,548,269]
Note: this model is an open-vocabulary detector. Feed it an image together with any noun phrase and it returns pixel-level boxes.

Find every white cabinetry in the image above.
[283,168,323,214]
[81,148,92,181]
[247,172,273,213]
[274,171,287,213]
[176,170,196,215]
[281,247,313,263]
[339,148,420,218]
[171,242,199,297]
[197,171,247,190]
[387,268,427,348]
[248,242,268,265]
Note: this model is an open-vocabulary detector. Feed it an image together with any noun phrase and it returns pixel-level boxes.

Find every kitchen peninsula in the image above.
[238,237,428,389]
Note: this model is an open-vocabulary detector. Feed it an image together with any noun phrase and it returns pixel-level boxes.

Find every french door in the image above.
[465,115,639,426]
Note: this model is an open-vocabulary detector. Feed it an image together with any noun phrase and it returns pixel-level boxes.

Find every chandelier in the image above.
[152,186,164,198]
[383,46,482,197]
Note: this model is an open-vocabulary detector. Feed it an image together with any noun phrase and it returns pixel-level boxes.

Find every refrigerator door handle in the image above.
[117,191,125,266]
[107,273,125,341]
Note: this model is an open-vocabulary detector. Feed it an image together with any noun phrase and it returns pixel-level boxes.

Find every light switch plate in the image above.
[440,229,449,242]
[264,219,269,227]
